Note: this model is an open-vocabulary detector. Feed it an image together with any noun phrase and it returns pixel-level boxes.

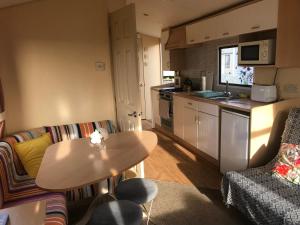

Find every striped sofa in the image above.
[0,120,117,224]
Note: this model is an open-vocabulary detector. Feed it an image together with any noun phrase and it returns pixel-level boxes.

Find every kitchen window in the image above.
[219,46,254,86]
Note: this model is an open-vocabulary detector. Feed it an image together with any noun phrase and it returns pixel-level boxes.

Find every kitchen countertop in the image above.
[173,92,268,113]
[151,85,269,112]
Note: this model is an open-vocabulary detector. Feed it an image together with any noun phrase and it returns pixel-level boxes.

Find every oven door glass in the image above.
[241,45,260,61]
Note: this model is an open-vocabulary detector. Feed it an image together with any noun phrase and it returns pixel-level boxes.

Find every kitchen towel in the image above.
[159,99,170,119]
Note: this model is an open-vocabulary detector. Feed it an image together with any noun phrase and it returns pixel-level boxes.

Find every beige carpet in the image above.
[143,180,252,225]
[68,180,253,225]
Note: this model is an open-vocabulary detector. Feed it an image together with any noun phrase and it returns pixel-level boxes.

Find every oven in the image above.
[159,91,173,131]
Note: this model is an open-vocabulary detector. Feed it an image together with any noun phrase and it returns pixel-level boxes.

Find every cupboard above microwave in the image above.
[238,39,276,65]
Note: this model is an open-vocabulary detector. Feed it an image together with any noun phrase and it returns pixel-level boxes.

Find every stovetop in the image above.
[159,87,183,94]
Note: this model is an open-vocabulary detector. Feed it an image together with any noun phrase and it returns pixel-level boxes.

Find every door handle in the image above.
[128,111,137,117]
[251,25,260,30]
[128,111,142,117]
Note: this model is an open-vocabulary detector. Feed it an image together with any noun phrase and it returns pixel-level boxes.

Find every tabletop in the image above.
[36,131,158,191]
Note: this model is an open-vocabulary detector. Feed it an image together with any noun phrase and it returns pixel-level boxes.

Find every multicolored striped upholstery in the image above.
[0,120,118,207]
[45,121,116,143]
[0,129,48,208]
[1,128,46,176]
[45,193,68,225]
[45,120,118,201]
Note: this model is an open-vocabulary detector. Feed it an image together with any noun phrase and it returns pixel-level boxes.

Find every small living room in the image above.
[0,0,300,225]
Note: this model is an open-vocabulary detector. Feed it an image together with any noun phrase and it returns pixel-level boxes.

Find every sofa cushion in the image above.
[44,193,68,225]
[272,143,300,185]
[45,120,116,143]
[0,141,48,208]
[14,133,52,178]
[281,108,300,144]
[222,164,300,225]
[1,128,46,175]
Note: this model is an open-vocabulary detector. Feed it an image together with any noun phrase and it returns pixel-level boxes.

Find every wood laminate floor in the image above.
[142,120,222,190]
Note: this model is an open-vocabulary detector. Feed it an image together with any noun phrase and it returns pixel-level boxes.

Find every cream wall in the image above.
[0,0,116,133]
[140,34,161,120]
[254,67,300,100]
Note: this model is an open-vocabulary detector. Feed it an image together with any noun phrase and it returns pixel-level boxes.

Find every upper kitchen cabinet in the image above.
[165,26,186,49]
[161,30,171,71]
[186,16,218,44]
[276,0,300,68]
[186,0,278,45]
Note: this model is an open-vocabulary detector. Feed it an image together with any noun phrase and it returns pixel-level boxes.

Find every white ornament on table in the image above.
[90,130,103,144]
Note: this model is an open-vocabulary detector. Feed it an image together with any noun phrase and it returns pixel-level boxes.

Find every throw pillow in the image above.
[273,143,300,184]
[14,133,52,178]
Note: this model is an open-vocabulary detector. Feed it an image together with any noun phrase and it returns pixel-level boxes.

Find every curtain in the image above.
[0,80,5,138]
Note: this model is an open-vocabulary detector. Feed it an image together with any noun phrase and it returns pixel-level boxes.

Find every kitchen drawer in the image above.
[198,102,219,117]
[183,99,199,111]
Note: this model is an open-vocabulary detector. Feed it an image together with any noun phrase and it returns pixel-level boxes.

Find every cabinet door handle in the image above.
[251,25,261,30]
[204,36,210,40]
[188,102,193,106]
[222,32,229,36]
[189,39,195,43]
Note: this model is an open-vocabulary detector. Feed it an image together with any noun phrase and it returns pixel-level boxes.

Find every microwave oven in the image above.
[238,39,276,65]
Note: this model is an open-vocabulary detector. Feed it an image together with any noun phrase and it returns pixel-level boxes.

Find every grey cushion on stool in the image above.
[115,178,158,204]
[88,200,142,225]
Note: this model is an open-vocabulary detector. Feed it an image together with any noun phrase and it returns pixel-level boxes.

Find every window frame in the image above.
[218,45,252,88]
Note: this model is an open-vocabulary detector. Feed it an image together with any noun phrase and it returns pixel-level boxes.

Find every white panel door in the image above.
[110,4,142,131]
[197,112,219,160]
[183,107,198,148]
[137,35,146,120]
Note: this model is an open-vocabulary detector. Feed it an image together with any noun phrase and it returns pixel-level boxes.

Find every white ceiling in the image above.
[0,0,34,8]
[127,0,249,37]
[0,0,250,38]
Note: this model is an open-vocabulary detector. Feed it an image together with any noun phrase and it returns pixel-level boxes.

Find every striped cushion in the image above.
[0,141,48,208]
[46,121,116,143]
[45,193,68,225]
[1,128,46,176]
[45,120,118,201]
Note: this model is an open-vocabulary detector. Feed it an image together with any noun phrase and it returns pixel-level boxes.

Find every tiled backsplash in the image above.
[170,37,251,95]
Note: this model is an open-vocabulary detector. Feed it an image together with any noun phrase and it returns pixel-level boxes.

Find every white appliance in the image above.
[251,84,277,103]
[220,110,249,174]
[238,39,276,65]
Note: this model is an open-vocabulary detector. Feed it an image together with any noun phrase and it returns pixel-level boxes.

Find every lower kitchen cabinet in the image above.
[197,112,219,160]
[183,106,198,148]
[177,98,219,160]
[173,96,185,139]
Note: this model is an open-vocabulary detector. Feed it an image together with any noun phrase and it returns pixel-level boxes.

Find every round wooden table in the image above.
[36,131,157,191]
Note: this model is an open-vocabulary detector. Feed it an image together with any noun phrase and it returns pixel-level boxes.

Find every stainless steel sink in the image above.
[209,96,237,101]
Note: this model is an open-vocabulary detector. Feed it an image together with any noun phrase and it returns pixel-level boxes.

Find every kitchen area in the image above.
[151,0,300,173]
